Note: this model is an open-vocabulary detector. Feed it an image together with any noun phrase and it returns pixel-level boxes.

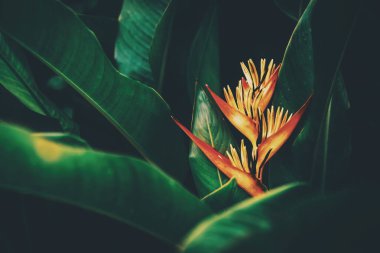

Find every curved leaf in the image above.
[115,0,172,87]
[0,0,188,180]
[182,183,311,252]
[0,123,211,245]
[0,33,75,132]
[182,183,378,252]
[268,0,356,189]
[201,178,249,212]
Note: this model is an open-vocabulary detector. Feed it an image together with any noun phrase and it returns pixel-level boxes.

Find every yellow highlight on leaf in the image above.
[33,137,84,162]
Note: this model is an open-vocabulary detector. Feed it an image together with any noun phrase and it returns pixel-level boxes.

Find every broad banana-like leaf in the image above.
[268,0,356,190]
[0,0,188,180]
[0,123,211,245]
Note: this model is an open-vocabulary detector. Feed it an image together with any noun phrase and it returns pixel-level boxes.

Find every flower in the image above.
[173,59,311,197]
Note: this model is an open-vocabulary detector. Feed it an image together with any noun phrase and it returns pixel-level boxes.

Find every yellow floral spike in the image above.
[223,60,281,123]
[261,106,292,140]
[226,140,250,173]
[256,96,312,180]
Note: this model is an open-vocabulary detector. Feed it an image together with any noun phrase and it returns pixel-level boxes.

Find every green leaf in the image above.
[0,0,188,180]
[32,132,90,148]
[0,33,75,132]
[185,0,220,99]
[190,86,237,197]
[0,123,211,245]
[202,178,249,212]
[115,0,172,87]
[182,182,378,252]
[182,183,312,252]
[268,0,356,190]
[274,0,310,20]
[149,0,175,91]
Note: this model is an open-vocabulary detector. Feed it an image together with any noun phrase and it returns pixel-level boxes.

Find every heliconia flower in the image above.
[173,58,311,197]
[172,117,265,197]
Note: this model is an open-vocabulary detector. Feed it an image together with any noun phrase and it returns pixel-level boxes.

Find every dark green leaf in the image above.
[268,0,356,190]
[182,183,311,252]
[0,123,211,245]
[115,0,172,87]
[185,0,220,99]
[149,0,175,91]
[274,0,310,20]
[0,33,75,132]
[182,182,379,253]
[202,178,249,212]
[0,0,188,180]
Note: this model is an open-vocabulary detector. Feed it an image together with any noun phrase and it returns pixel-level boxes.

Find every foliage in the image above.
[0,0,377,252]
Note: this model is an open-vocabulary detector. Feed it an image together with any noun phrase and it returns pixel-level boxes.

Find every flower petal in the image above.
[257,64,281,112]
[172,117,265,197]
[205,84,258,144]
[256,96,312,178]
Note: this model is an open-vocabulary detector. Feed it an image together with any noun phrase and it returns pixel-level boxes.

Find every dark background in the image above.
[1,0,379,252]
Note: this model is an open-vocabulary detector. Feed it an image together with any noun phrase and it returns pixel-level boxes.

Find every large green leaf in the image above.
[0,123,211,245]
[182,182,378,252]
[115,0,172,87]
[268,0,356,190]
[0,33,75,132]
[0,0,188,180]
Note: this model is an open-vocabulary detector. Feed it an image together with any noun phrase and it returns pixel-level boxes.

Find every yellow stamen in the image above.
[226,140,251,173]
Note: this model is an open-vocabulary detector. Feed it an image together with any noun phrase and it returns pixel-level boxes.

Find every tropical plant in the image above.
[0,0,378,252]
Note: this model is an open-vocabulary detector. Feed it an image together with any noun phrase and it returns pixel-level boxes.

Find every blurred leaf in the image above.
[190,86,238,196]
[274,0,310,20]
[32,132,90,148]
[202,178,249,212]
[182,182,379,252]
[0,33,75,132]
[115,0,172,87]
[0,123,211,245]
[268,0,357,190]
[0,0,188,180]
